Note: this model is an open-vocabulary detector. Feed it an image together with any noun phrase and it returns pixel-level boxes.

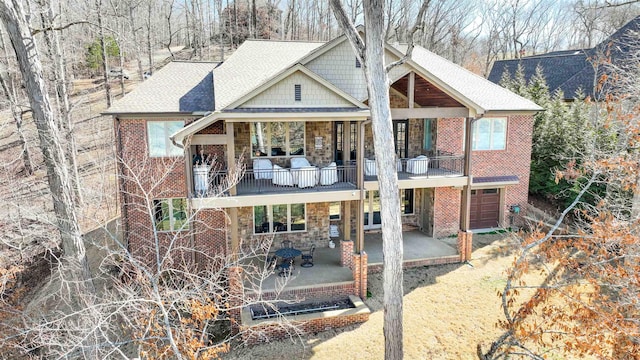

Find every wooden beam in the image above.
[225,122,237,196]
[191,134,227,145]
[408,72,415,108]
[229,208,239,261]
[391,107,469,119]
[343,200,351,241]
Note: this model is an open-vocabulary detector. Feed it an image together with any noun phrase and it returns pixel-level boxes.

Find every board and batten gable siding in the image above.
[306,40,412,103]
[239,71,356,108]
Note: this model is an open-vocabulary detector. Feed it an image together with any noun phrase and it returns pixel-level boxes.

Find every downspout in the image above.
[461,115,484,232]
[114,116,129,249]
[358,118,371,298]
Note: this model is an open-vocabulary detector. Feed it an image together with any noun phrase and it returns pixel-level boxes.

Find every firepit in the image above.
[250,297,354,320]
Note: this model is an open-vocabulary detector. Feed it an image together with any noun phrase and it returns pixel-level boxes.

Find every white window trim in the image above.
[154,198,189,232]
[253,203,307,234]
[147,120,184,157]
[472,117,507,151]
[251,122,306,158]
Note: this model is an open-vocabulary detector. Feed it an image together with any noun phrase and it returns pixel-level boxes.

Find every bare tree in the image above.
[330,0,428,358]
[0,0,95,326]
[0,27,33,175]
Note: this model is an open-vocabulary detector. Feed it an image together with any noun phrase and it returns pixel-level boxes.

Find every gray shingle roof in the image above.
[488,15,640,100]
[487,52,589,97]
[402,45,543,112]
[105,61,217,114]
[212,40,324,110]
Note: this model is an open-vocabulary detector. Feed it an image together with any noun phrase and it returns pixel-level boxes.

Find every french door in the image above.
[363,190,382,229]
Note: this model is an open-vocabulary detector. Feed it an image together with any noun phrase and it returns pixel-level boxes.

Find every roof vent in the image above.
[294,84,302,101]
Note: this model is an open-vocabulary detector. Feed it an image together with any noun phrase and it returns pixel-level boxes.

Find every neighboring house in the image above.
[488,16,640,101]
[106,32,541,335]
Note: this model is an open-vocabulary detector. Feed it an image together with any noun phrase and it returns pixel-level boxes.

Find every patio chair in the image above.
[272,164,294,186]
[253,158,273,180]
[406,155,429,174]
[278,258,294,277]
[301,245,315,268]
[320,162,338,185]
[280,240,292,249]
[266,254,278,270]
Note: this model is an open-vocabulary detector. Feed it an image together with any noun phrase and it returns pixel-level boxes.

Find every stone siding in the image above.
[234,202,331,251]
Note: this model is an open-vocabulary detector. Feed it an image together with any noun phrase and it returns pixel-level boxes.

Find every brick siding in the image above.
[116,117,228,267]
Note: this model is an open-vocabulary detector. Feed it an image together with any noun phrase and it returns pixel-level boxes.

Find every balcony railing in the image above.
[363,154,465,180]
[193,164,357,196]
[192,154,465,197]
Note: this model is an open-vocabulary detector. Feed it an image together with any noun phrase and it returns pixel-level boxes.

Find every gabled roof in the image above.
[396,45,542,113]
[212,40,324,110]
[487,52,589,97]
[226,63,367,109]
[105,61,217,114]
[488,15,640,100]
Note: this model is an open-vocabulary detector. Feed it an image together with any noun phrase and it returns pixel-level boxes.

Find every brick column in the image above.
[457,230,473,261]
[228,266,244,335]
[341,239,354,268]
[352,252,368,299]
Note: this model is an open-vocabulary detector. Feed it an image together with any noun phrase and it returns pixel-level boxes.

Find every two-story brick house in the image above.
[107,33,541,313]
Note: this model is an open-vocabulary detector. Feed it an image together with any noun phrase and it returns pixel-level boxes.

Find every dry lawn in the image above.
[224,233,523,360]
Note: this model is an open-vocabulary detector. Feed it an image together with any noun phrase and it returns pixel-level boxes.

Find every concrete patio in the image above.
[364,230,459,265]
[243,230,459,294]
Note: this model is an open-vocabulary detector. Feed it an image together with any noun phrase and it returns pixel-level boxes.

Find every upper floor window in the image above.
[153,198,189,231]
[355,57,362,68]
[251,122,305,157]
[148,121,184,157]
[472,117,506,150]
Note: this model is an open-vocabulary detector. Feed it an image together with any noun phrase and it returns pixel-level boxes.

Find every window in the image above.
[153,198,189,231]
[423,118,434,151]
[401,189,414,215]
[334,122,357,163]
[294,84,302,101]
[472,118,507,150]
[329,201,341,220]
[251,122,305,157]
[393,120,408,158]
[147,121,184,157]
[254,203,306,234]
[355,57,362,68]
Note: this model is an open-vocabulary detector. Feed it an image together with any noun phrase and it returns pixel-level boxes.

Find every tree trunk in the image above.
[147,0,154,73]
[40,0,83,204]
[0,0,95,299]
[0,28,33,175]
[96,0,112,106]
[330,1,405,359]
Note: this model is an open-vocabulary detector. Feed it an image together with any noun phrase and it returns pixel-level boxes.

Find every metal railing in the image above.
[193,164,357,196]
[192,154,464,197]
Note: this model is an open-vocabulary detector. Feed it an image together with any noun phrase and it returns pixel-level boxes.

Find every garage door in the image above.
[470,188,500,229]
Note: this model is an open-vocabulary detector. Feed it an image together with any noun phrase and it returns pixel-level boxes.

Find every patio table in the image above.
[275,247,302,260]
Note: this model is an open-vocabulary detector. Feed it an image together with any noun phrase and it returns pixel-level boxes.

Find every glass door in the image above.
[364,190,382,229]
